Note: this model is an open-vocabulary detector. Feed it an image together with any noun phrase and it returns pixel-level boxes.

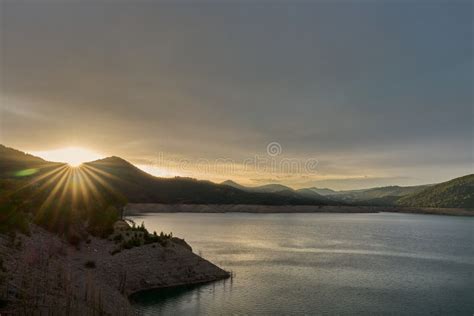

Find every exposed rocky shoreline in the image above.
[0,225,230,315]
[126,203,474,216]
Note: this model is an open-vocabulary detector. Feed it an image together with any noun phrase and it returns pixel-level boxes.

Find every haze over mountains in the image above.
[305,184,433,206]
[222,179,433,206]
[0,145,327,206]
[1,145,473,209]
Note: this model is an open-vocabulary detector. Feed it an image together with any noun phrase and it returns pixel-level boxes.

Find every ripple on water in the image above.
[130,212,474,315]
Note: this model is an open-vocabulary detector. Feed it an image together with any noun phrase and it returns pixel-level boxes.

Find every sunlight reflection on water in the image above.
[130,212,474,315]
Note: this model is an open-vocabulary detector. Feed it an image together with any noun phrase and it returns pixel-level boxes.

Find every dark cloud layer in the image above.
[0,1,472,188]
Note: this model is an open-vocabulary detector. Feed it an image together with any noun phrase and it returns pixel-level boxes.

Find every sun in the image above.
[31,147,103,167]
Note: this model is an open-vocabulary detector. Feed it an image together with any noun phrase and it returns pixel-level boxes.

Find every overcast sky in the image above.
[1,1,472,189]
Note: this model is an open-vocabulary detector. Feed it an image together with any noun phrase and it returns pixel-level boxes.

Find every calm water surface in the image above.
[129,212,474,315]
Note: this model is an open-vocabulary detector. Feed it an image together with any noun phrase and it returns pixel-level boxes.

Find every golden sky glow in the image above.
[135,164,181,178]
[31,147,102,167]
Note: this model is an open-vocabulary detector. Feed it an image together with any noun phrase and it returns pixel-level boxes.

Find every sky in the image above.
[0,0,472,190]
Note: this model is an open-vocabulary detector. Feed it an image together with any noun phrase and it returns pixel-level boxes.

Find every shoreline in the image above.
[128,277,231,302]
[126,203,474,217]
[0,224,230,315]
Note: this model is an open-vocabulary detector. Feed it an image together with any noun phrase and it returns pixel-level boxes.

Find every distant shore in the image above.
[126,203,474,217]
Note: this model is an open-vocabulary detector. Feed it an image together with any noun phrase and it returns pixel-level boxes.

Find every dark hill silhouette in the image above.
[221,180,248,191]
[221,180,293,193]
[0,146,329,206]
[0,144,63,179]
[2,145,471,208]
[0,146,128,236]
[86,157,328,205]
[296,188,332,201]
[221,179,335,204]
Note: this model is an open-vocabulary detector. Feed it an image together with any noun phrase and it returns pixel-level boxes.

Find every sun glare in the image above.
[31,147,103,167]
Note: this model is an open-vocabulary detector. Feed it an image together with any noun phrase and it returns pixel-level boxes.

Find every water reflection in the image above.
[130,212,474,315]
[131,277,234,315]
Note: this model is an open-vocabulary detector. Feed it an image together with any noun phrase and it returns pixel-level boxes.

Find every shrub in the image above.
[143,230,172,246]
[88,205,120,237]
[144,234,159,244]
[122,237,141,249]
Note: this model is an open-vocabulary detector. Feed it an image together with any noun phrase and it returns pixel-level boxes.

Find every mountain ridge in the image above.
[84,158,329,205]
[1,145,472,209]
[221,180,294,193]
[0,144,64,179]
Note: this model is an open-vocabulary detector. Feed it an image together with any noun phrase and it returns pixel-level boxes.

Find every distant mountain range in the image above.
[221,179,433,206]
[314,184,433,205]
[220,178,473,209]
[308,185,431,198]
[223,178,474,209]
[1,145,472,209]
[0,145,327,206]
[222,180,293,193]
[221,180,335,204]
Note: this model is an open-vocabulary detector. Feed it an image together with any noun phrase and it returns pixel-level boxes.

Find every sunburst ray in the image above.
[37,167,71,218]
[14,164,68,194]
[81,166,121,198]
[77,167,104,205]
[82,164,125,183]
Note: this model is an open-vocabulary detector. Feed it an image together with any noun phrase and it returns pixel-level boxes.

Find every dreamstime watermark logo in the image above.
[266,141,282,157]
[143,142,319,177]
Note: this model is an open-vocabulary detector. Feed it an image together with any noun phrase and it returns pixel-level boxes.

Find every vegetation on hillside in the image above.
[398,174,474,208]
[0,146,127,241]
[110,221,174,255]
[325,185,431,203]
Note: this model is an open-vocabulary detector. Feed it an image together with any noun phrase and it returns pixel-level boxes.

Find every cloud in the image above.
[1,1,472,189]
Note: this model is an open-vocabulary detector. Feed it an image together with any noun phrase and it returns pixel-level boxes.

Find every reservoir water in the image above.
[129,212,474,315]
